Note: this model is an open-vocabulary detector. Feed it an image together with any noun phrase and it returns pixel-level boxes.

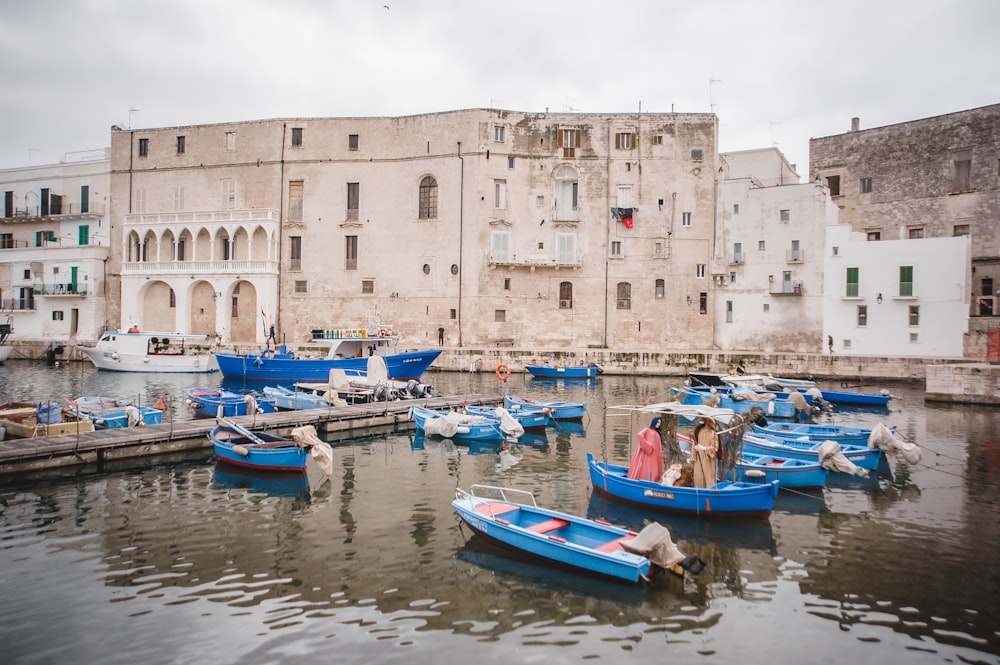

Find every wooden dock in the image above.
[0,394,501,481]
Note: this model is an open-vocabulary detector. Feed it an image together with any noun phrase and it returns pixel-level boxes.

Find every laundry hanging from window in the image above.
[610,207,634,229]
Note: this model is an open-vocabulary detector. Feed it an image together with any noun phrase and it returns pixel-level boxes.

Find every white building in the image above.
[0,151,111,346]
[824,224,970,357]
[712,148,837,352]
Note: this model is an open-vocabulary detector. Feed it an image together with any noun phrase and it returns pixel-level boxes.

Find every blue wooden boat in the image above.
[453,484,703,584]
[504,392,587,421]
[409,405,507,441]
[262,385,332,411]
[799,387,891,408]
[675,433,830,488]
[186,386,276,418]
[463,404,551,431]
[210,419,309,472]
[674,386,801,420]
[751,421,881,446]
[743,430,884,470]
[526,363,602,379]
[215,328,441,383]
[587,453,779,518]
[66,396,164,428]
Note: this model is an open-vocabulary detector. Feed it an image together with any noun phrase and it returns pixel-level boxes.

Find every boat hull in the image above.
[215,348,441,382]
[526,364,601,379]
[743,432,883,470]
[76,331,219,373]
[805,388,891,407]
[504,393,587,421]
[587,453,778,518]
[187,387,277,418]
[409,405,505,441]
[210,424,308,472]
[751,422,878,446]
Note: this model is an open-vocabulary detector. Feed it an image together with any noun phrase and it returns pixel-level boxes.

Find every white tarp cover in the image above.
[423,411,488,438]
[493,407,524,438]
[869,422,922,464]
[619,522,686,568]
[817,440,866,475]
[292,425,334,475]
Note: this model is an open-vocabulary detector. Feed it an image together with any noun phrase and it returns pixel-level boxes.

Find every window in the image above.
[422,263,430,275]
[288,181,303,221]
[952,149,972,192]
[790,240,801,261]
[291,127,303,147]
[899,266,913,296]
[294,280,308,293]
[494,180,507,209]
[172,186,184,211]
[730,272,736,283]
[981,277,994,297]
[655,241,663,255]
[725,300,733,323]
[558,128,580,158]
[758,240,766,251]
[733,242,743,263]
[176,239,185,261]
[699,292,707,315]
[860,177,872,193]
[954,224,970,236]
[78,225,89,246]
[616,185,633,209]
[556,233,576,264]
[346,182,359,220]
[779,209,790,223]
[362,280,374,294]
[348,134,359,150]
[52,311,64,321]
[909,305,920,326]
[826,174,841,196]
[691,149,704,161]
[221,178,236,209]
[554,164,579,220]
[908,227,924,239]
[231,296,239,318]
[418,176,438,219]
[559,281,573,309]
[225,131,236,151]
[345,236,358,270]
[176,136,185,154]
[616,282,631,310]
[491,230,510,263]
[696,264,706,278]
[867,231,881,241]
[655,279,665,299]
[449,308,457,320]
[138,138,148,157]
[494,310,506,322]
[652,135,663,145]
[169,289,176,307]
[493,125,505,142]
[0,233,13,248]
[508,156,515,169]
[682,212,692,227]
[615,132,635,150]
[290,236,302,270]
[733,204,739,214]
[451,264,459,275]
[763,303,769,313]
[846,267,859,297]
[503,277,511,290]
[611,240,622,257]
[857,305,868,327]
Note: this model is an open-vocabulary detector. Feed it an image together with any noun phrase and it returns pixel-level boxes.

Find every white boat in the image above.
[76,330,219,373]
[0,315,14,363]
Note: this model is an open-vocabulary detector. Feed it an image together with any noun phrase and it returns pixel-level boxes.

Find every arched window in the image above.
[559,282,573,309]
[616,282,631,310]
[553,165,579,221]
[419,176,438,219]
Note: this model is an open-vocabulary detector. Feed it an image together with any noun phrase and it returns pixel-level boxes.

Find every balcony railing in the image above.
[123,209,279,226]
[0,299,34,311]
[770,280,802,295]
[786,249,803,263]
[121,259,279,275]
[488,253,583,268]
[728,253,744,265]
[34,283,89,296]
[3,202,107,220]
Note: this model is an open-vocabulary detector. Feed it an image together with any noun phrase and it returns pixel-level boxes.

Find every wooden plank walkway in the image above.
[0,394,501,479]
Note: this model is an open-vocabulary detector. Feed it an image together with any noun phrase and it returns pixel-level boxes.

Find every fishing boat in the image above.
[300,355,435,404]
[409,405,513,442]
[675,433,830,488]
[463,404,551,431]
[798,386,892,408]
[0,315,14,363]
[751,421,883,446]
[453,484,704,584]
[688,371,815,392]
[214,327,441,382]
[210,419,317,472]
[261,385,334,411]
[76,330,219,373]
[66,396,164,428]
[742,430,884,471]
[186,387,276,418]
[673,386,803,420]
[526,363,602,379]
[504,392,587,421]
[0,401,95,438]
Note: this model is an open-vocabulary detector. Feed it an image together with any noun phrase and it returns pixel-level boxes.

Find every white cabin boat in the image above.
[76,331,219,373]
[0,315,13,363]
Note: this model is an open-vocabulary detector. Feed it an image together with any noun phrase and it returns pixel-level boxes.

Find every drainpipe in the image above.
[277,123,286,340]
[457,141,464,347]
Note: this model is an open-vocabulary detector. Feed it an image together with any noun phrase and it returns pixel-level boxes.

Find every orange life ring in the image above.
[495,364,511,382]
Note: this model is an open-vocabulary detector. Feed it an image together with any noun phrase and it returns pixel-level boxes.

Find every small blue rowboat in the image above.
[409,405,507,441]
[463,404,551,431]
[751,421,884,446]
[587,453,779,519]
[675,433,830,488]
[674,387,802,420]
[262,385,332,411]
[210,419,309,472]
[526,363,602,379]
[799,387,891,408]
[743,431,883,471]
[504,392,587,421]
[453,484,704,584]
[187,387,276,418]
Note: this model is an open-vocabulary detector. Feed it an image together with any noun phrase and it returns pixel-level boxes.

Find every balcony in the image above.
[769,280,802,296]
[33,283,89,296]
[786,249,804,263]
[0,298,35,311]
[121,259,279,276]
[124,208,279,227]
[728,253,744,265]
[488,253,583,270]
[3,202,106,222]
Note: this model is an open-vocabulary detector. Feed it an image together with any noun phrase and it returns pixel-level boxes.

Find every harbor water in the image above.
[0,359,998,665]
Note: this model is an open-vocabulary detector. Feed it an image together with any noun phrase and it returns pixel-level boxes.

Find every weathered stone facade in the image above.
[108,110,720,350]
[809,105,1000,330]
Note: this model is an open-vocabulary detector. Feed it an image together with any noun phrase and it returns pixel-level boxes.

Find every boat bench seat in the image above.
[475,502,519,518]
[596,536,634,553]
[525,518,570,534]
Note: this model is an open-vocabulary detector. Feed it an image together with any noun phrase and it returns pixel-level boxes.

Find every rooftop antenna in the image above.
[128,106,140,129]
[709,78,722,113]
[563,98,578,112]
[489,98,505,110]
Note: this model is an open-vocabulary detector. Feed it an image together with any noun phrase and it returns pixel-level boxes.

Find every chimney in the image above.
[850,117,860,132]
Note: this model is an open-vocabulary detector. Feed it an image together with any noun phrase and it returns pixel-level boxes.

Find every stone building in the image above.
[108,109,720,350]
[809,105,1000,354]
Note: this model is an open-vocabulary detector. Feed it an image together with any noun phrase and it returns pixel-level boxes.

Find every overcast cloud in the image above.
[2,0,998,175]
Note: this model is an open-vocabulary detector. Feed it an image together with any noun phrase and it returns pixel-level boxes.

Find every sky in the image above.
[2,0,999,176]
